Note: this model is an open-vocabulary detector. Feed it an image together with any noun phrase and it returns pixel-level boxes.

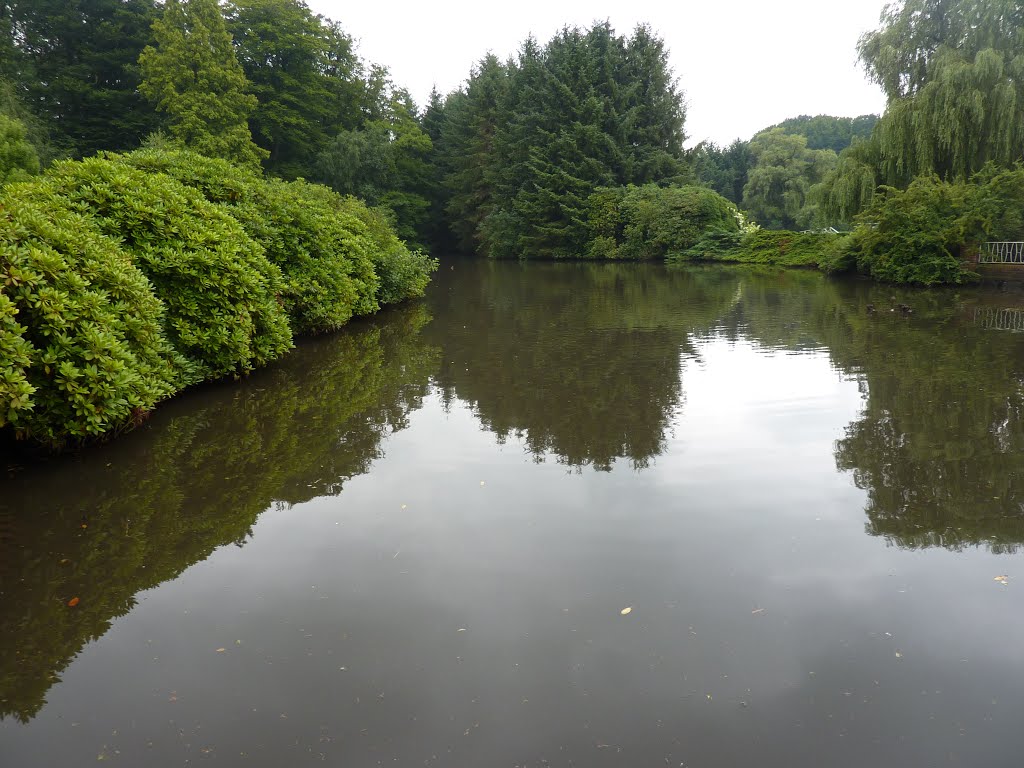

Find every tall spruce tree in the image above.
[437,55,510,253]
[139,0,267,168]
[471,23,686,259]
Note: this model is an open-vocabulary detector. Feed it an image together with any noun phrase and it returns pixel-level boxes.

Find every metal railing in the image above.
[974,307,1024,332]
[980,242,1024,264]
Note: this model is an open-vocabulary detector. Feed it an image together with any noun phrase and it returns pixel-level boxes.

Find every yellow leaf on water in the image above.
[620,606,632,616]
[215,648,226,653]
[994,575,1009,585]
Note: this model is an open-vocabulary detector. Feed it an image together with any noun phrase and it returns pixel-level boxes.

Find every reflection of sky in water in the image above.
[3,266,1024,767]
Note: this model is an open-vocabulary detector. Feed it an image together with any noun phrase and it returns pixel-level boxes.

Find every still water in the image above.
[2,262,1023,767]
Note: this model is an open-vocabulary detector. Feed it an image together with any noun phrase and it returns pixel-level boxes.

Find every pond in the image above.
[2,261,1023,767]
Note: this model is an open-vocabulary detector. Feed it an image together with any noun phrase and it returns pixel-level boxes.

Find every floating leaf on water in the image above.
[895,650,903,658]
[67,597,80,607]
[620,606,632,616]
[994,575,1009,585]
[215,648,226,653]
[751,608,765,615]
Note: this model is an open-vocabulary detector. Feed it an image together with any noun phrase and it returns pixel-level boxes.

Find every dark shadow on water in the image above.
[0,305,439,722]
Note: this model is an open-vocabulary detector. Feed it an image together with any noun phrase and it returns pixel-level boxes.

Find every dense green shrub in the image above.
[847,176,975,285]
[736,230,839,267]
[0,187,189,445]
[37,157,293,376]
[675,230,746,262]
[586,184,739,260]
[673,230,838,268]
[339,198,438,305]
[114,148,435,330]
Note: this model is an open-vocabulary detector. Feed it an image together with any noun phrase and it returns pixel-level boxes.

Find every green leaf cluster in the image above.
[0,187,189,444]
[0,113,39,184]
[0,150,436,446]
[114,148,436,329]
[36,157,293,376]
[586,184,740,260]
[675,230,840,269]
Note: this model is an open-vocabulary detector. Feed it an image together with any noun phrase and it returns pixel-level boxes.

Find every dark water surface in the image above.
[2,262,1024,767]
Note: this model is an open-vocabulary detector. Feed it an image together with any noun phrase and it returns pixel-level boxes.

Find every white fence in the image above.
[981,242,1024,264]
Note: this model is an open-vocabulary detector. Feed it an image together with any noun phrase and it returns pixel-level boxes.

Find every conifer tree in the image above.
[139,0,267,168]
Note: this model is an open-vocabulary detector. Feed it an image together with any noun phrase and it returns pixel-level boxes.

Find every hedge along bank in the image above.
[0,150,438,448]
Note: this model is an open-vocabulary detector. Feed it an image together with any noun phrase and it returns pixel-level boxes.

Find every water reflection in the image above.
[426,262,742,469]
[714,269,1024,553]
[0,306,438,722]
[4,262,1024,734]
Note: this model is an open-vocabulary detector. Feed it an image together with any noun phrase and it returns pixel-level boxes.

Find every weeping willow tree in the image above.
[821,0,1024,223]
[864,0,1024,179]
[814,139,880,226]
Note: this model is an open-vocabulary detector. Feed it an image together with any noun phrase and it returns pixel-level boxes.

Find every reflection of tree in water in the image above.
[427,262,742,470]
[729,269,1024,553]
[0,307,438,722]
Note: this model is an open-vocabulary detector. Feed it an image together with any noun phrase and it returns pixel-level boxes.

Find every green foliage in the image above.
[113,147,435,327]
[112,147,374,332]
[339,200,439,306]
[845,176,976,285]
[224,0,363,178]
[0,114,39,184]
[0,186,188,445]
[316,93,435,246]
[587,184,739,260]
[688,139,753,204]
[431,22,688,258]
[675,229,839,268]
[1,0,161,157]
[139,0,267,168]
[814,138,882,226]
[38,156,293,375]
[965,164,1024,241]
[433,56,509,253]
[859,1,1024,183]
[743,129,838,229]
[768,114,879,154]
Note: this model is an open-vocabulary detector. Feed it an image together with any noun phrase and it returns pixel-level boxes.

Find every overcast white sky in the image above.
[306,0,891,146]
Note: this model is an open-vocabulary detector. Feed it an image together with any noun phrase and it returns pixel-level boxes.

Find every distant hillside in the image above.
[761,114,879,154]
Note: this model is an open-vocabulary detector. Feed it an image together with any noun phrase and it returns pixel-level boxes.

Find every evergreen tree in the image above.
[689,139,753,204]
[1,0,161,156]
[475,23,687,259]
[139,0,267,168]
[437,55,510,253]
